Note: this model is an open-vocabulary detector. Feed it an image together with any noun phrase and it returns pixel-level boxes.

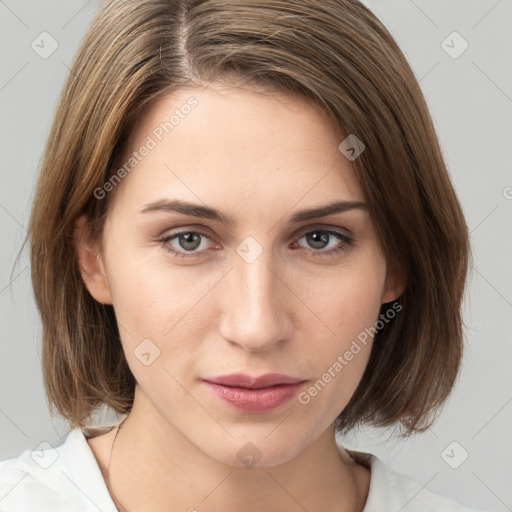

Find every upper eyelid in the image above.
[295,224,352,237]
[160,224,352,246]
[161,223,351,236]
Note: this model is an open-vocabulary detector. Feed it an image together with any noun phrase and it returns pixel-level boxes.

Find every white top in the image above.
[0,423,482,512]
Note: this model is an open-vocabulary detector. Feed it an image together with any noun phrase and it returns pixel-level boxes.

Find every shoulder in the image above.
[349,451,484,512]
[0,431,80,511]
[0,426,118,512]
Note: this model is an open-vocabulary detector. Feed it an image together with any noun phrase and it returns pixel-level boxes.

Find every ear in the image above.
[381,263,406,304]
[74,215,113,305]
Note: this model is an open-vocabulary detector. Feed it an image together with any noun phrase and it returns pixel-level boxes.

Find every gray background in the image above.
[1,1,511,510]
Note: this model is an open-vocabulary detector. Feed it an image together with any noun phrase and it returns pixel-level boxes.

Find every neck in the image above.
[106,386,369,512]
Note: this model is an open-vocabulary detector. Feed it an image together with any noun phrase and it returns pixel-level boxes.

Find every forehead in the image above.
[108,83,366,218]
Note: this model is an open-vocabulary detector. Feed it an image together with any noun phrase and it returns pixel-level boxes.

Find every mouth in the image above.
[201,373,308,413]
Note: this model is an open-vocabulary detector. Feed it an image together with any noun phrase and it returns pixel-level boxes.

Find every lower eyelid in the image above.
[293,230,353,252]
[160,229,353,258]
[161,232,213,254]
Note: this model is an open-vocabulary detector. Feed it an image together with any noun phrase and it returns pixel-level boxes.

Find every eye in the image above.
[159,226,354,259]
[159,230,215,258]
[293,227,354,258]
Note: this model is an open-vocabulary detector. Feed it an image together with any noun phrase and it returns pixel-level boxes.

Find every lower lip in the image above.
[203,381,306,413]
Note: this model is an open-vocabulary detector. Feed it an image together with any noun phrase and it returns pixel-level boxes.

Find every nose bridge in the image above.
[219,241,291,351]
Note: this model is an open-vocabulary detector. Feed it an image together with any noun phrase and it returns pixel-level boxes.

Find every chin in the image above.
[202,431,308,469]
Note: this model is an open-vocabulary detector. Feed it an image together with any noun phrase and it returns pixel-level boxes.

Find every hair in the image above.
[23,0,471,433]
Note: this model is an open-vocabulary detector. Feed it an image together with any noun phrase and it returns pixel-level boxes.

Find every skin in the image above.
[76,82,404,512]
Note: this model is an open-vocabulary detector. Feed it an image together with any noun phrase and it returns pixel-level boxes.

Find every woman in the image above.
[0,0,481,510]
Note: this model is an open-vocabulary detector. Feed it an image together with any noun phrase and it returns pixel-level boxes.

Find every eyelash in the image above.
[158,226,354,259]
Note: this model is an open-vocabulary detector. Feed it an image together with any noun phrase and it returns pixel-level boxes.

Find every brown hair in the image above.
[24,0,471,433]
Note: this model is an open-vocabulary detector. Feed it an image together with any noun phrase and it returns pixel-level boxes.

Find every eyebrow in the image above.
[140,198,367,226]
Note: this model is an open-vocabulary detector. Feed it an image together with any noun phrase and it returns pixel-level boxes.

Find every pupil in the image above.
[308,231,328,249]
[181,233,201,250]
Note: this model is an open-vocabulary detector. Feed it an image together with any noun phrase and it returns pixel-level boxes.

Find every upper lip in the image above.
[203,373,307,389]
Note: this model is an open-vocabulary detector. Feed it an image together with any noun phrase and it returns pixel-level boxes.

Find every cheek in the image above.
[296,290,379,419]
[103,259,204,407]
[294,256,386,410]
[300,250,386,345]
[103,246,223,380]
[105,244,204,336]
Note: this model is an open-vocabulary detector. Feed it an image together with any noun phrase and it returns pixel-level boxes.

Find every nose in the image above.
[218,248,294,353]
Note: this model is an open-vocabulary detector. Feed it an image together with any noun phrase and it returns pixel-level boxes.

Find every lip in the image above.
[202,373,308,413]
[203,373,305,388]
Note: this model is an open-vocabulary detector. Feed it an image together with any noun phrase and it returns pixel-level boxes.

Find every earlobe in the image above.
[74,215,113,305]
[382,264,406,304]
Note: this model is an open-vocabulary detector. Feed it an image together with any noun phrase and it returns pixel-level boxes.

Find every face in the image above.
[78,82,401,467]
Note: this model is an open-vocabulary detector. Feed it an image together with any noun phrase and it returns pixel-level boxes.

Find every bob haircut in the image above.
[25,0,470,433]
